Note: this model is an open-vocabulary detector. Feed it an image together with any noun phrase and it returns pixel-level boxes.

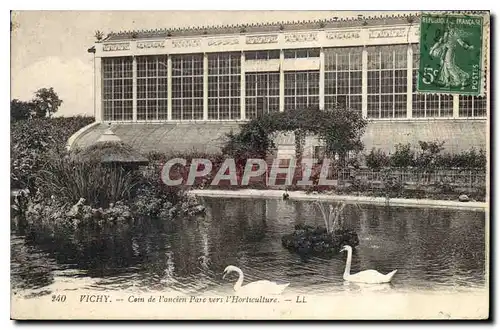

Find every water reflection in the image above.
[11,198,486,297]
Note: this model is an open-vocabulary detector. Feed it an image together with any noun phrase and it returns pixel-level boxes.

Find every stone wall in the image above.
[73,120,487,158]
[275,120,487,158]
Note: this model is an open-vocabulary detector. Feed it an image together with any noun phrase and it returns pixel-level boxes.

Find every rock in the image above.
[459,194,470,202]
[66,198,86,217]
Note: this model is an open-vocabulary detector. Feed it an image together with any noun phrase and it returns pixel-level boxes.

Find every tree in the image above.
[11,99,34,121]
[32,87,63,118]
[317,107,367,163]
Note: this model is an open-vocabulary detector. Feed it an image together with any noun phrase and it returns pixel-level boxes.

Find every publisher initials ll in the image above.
[296,296,307,303]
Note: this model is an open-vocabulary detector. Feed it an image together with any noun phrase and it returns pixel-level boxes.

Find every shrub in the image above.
[346,154,362,169]
[133,162,188,217]
[437,148,487,169]
[365,148,390,169]
[390,143,415,168]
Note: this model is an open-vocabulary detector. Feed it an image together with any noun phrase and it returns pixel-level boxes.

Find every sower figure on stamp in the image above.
[429,27,474,89]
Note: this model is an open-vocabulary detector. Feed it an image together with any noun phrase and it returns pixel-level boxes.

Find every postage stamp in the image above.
[417,13,484,95]
[10,10,489,321]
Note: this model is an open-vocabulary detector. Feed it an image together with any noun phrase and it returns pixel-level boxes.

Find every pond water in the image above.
[11,197,486,299]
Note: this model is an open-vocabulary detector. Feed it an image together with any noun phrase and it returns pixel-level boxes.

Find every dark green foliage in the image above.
[11,116,95,190]
[294,129,306,162]
[223,107,367,163]
[12,116,205,229]
[414,140,445,169]
[434,177,455,194]
[222,125,273,160]
[11,99,34,121]
[367,141,487,170]
[390,143,415,168]
[366,148,390,169]
[437,148,487,169]
[32,87,63,118]
[351,177,371,192]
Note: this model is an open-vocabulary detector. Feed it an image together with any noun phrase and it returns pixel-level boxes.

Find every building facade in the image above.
[74,13,489,156]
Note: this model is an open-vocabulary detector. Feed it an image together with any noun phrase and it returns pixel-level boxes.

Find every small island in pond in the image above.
[281,202,359,255]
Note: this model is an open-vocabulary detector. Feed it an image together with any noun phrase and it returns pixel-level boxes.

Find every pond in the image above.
[11,197,486,299]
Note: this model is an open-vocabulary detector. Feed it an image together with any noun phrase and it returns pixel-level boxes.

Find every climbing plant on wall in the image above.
[222,107,367,164]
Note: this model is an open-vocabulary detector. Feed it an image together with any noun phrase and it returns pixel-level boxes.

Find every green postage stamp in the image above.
[417,13,484,95]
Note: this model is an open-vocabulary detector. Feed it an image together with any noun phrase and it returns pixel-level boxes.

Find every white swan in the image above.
[223,265,290,294]
[340,245,397,284]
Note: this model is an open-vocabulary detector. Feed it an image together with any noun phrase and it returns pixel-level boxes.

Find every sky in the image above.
[10,10,414,117]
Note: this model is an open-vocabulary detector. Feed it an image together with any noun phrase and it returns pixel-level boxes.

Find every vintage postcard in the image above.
[10,10,490,320]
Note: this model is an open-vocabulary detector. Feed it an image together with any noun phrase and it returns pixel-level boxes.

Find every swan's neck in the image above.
[343,249,352,278]
[234,269,244,291]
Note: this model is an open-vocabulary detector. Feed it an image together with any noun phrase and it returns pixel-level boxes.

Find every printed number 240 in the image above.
[422,67,439,85]
[52,295,66,302]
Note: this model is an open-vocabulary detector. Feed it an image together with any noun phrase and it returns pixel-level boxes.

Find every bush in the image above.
[390,143,415,168]
[11,99,34,121]
[414,140,445,169]
[437,148,487,169]
[346,154,362,169]
[223,107,367,163]
[11,116,95,190]
[366,148,390,169]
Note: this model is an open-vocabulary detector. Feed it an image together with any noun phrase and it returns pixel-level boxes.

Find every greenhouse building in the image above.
[70,13,489,159]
